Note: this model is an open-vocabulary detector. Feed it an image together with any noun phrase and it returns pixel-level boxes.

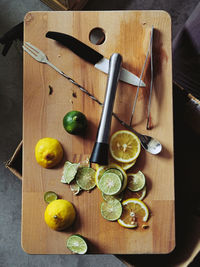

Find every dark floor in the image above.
[0,0,199,266]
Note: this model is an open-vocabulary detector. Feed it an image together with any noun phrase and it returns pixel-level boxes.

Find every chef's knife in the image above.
[46,31,145,87]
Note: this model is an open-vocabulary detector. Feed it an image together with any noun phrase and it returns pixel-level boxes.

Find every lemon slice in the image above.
[44,191,58,204]
[76,167,96,191]
[127,171,146,192]
[109,130,141,163]
[131,186,147,200]
[66,234,88,254]
[61,162,80,184]
[98,172,122,196]
[109,157,136,170]
[101,199,122,221]
[118,198,149,228]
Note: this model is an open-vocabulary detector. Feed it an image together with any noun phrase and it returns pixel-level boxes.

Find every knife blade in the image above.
[46,31,145,87]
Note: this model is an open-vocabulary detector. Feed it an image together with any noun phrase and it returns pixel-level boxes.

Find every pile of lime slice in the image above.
[61,161,96,194]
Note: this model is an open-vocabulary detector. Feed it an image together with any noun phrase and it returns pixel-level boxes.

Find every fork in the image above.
[23,42,162,154]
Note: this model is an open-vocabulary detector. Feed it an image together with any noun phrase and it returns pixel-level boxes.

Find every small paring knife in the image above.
[46,31,145,87]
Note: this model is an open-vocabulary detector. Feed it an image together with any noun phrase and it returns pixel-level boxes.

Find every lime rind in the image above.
[67,234,88,254]
[127,171,146,192]
[44,191,58,204]
[70,181,81,195]
[100,199,122,221]
[76,167,96,191]
[61,162,80,184]
[98,172,122,196]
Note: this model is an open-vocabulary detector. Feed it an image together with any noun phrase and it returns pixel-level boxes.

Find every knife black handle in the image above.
[90,53,122,165]
[46,31,103,65]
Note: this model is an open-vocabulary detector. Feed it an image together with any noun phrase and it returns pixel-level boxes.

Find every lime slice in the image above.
[95,165,108,188]
[104,168,124,181]
[131,185,147,200]
[98,172,122,195]
[101,199,122,221]
[76,167,96,190]
[61,162,80,184]
[102,191,124,202]
[66,234,88,254]
[127,171,146,192]
[70,181,81,195]
[44,191,58,203]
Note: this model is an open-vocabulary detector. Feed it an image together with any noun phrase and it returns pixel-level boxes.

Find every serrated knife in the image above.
[46,31,145,87]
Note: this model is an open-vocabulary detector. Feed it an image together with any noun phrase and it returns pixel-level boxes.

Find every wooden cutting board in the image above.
[22,11,175,254]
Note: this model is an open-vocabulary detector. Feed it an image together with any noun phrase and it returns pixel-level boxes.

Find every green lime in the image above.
[100,199,122,221]
[66,234,88,254]
[44,191,58,203]
[63,110,87,135]
[76,167,96,191]
[61,162,80,184]
[102,191,124,202]
[127,171,146,192]
[70,181,81,195]
[98,172,122,195]
[104,168,124,181]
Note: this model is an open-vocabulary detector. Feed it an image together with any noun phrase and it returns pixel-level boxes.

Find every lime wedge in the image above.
[66,234,88,254]
[76,167,96,190]
[70,181,81,195]
[102,191,124,202]
[44,191,58,203]
[61,162,80,184]
[98,172,122,195]
[100,199,122,221]
[127,171,146,192]
[104,168,124,181]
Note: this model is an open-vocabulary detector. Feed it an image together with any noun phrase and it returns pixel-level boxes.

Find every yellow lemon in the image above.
[35,137,63,168]
[44,199,76,231]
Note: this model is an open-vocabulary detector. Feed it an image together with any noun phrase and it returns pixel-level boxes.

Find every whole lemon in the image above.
[35,137,63,168]
[44,199,76,231]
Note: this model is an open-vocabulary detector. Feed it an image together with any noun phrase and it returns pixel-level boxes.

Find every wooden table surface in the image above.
[22,11,175,254]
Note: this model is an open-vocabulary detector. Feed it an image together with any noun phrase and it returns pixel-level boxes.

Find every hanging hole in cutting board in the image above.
[89,27,106,45]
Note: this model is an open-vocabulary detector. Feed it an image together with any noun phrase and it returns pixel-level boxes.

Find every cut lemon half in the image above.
[109,130,141,163]
[101,199,122,221]
[66,234,88,254]
[127,171,146,192]
[98,172,122,195]
[118,198,149,228]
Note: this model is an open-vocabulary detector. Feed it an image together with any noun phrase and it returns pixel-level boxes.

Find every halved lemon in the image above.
[109,130,141,163]
[118,198,149,228]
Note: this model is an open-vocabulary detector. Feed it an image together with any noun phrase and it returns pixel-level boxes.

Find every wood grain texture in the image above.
[22,11,175,254]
